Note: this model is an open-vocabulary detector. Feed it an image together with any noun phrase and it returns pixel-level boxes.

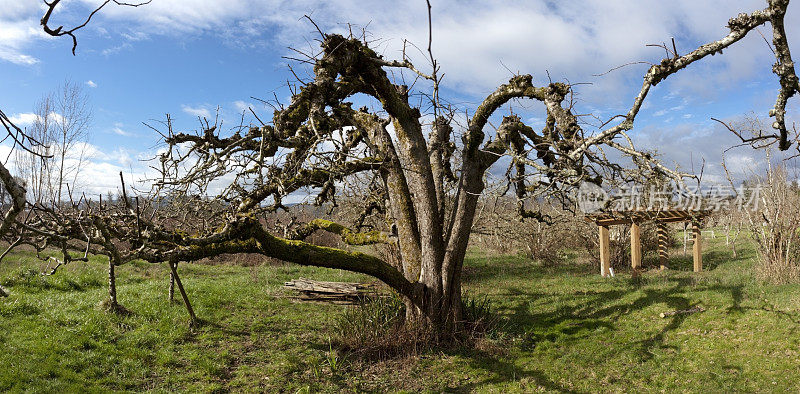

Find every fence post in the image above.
[631,222,642,269]
[693,220,703,272]
[599,225,611,277]
[657,222,669,269]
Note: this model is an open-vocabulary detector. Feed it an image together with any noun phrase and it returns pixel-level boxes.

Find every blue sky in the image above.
[1,0,799,195]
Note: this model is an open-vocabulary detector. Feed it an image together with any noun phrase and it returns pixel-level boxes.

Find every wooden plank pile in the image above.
[283,278,379,304]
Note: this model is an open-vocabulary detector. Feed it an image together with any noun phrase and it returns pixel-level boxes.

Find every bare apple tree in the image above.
[6,1,800,334]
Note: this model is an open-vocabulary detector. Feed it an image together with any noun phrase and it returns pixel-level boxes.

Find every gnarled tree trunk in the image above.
[13,0,800,341]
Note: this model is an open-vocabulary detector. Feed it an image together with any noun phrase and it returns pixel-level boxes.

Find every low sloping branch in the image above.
[290,218,389,245]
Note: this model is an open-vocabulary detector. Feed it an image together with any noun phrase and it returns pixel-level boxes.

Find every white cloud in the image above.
[8,112,37,126]
[80,1,773,94]
[233,100,250,113]
[7,111,65,127]
[0,0,788,104]
[627,117,800,184]
[0,0,779,107]
[66,148,157,197]
[113,148,133,167]
[72,141,108,161]
[3,0,797,193]
[102,42,132,56]
[112,127,132,136]
[724,153,758,174]
[121,31,149,41]
[0,2,45,65]
[86,80,97,88]
[48,112,65,125]
[181,104,211,118]
[74,161,132,196]
[111,122,134,136]
[0,139,157,198]
[0,49,39,65]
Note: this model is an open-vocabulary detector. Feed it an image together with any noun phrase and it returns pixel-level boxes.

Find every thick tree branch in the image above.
[290,218,389,245]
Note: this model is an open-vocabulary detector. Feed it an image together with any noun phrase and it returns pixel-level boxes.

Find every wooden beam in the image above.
[660,216,695,224]
[599,225,611,277]
[591,216,703,226]
[585,209,713,226]
[631,222,642,269]
[657,222,669,270]
[692,220,703,272]
[593,218,633,226]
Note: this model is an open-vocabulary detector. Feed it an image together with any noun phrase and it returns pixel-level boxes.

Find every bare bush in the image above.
[744,166,800,283]
[710,208,745,258]
[469,197,575,264]
[470,193,673,270]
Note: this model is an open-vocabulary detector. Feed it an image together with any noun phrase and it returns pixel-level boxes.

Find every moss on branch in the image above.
[132,218,412,298]
[296,219,388,245]
[250,225,412,297]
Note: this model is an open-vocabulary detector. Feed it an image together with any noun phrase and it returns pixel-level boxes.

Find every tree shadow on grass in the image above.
[473,268,796,389]
[706,283,745,314]
[441,277,695,392]
[462,256,594,285]
[446,348,583,393]
[488,274,700,368]
[660,250,727,272]
[709,285,800,334]
[354,249,762,390]
[1,268,105,293]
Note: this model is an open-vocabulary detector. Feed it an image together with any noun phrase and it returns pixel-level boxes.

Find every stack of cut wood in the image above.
[283,278,379,304]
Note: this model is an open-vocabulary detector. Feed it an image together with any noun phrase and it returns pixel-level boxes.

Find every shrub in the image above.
[461,292,503,340]
[469,198,576,264]
[332,293,418,359]
[333,291,503,360]
[744,166,800,283]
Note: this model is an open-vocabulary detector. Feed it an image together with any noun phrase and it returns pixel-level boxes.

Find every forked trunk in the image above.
[402,255,465,338]
[404,290,463,337]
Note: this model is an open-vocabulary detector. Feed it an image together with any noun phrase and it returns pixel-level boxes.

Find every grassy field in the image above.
[1,231,799,392]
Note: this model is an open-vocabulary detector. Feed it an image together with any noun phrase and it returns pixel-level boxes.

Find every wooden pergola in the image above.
[585,209,711,277]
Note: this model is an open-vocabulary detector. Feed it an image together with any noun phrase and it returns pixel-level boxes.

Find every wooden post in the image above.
[599,225,611,277]
[631,222,642,270]
[692,220,703,272]
[683,222,689,256]
[657,221,669,270]
[108,256,117,309]
[169,261,197,324]
[168,261,176,302]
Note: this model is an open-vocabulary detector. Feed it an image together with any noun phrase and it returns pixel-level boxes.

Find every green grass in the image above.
[1,232,799,392]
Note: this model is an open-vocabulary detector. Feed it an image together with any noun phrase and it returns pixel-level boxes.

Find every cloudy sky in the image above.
[1,0,800,196]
